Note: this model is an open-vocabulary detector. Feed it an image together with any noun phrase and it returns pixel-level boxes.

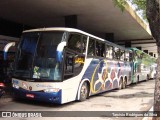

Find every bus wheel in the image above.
[80,82,88,101]
[136,76,139,84]
[122,79,127,89]
[118,79,123,90]
[146,75,149,81]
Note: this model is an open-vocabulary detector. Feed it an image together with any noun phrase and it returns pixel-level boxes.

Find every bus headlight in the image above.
[44,88,60,93]
[13,84,19,89]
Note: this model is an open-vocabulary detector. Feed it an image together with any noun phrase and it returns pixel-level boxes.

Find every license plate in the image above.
[26,94,34,98]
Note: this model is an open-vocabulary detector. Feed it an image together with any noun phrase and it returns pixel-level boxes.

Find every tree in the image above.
[113,0,160,118]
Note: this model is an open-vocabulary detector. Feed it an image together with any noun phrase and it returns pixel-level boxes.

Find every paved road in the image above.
[0,79,155,120]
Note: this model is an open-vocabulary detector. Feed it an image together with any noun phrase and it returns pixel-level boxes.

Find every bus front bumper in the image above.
[12,88,62,104]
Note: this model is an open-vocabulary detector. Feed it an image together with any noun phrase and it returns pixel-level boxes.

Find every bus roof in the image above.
[23,27,127,51]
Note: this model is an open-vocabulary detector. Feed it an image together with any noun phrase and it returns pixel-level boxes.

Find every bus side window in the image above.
[125,51,129,61]
[120,49,125,61]
[101,43,105,57]
[87,38,95,56]
[113,47,120,60]
[105,45,113,59]
[64,34,87,80]
[129,51,133,61]
[96,41,105,57]
[67,34,82,53]
[82,36,87,54]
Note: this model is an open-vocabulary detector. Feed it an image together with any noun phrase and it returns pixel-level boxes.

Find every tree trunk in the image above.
[154,49,160,120]
[146,0,160,119]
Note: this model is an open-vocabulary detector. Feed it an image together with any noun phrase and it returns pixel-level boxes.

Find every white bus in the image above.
[130,48,157,83]
[12,28,132,104]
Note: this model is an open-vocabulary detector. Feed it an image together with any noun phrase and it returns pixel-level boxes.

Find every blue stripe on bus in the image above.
[3,51,7,60]
[13,88,62,104]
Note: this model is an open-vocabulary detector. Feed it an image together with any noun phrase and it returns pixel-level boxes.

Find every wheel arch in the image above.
[119,76,123,84]
[118,76,123,89]
[124,76,128,84]
[136,74,140,83]
[76,79,90,101]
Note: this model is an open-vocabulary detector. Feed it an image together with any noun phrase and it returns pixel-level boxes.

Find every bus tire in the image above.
[118,78,123,90]
[146,74,149,81]
[79,82,89,101]
[136,76,139,84]
[122,77,127,89]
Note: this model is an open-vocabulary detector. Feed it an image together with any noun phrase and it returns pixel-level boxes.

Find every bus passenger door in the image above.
[64,50,74,79]
[62,50,85,103]
[64,50,85,78]
[61,33,87,103]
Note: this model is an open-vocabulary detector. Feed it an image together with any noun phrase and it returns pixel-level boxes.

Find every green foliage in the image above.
[113,0,147,20]
[130,0,147,20]
[130,0,146,11]
[113,0,127,11]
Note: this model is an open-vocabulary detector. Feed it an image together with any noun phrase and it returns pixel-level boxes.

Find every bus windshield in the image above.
[14,31,67,81]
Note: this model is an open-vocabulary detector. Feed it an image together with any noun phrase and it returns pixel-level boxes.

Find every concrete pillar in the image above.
[136,47,142,50]
[65,15,77,28]
[143,50,148,54]
[125,41,131,48]
[105,33,114,42]
[149,52,153,56]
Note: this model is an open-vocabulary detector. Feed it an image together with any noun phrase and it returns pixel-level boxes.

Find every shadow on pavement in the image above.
[104,91,153,99]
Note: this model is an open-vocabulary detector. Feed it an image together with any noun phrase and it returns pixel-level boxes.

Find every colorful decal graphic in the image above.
[90,60,108,93]
[82,59,131,95]
[22,82,28,90]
